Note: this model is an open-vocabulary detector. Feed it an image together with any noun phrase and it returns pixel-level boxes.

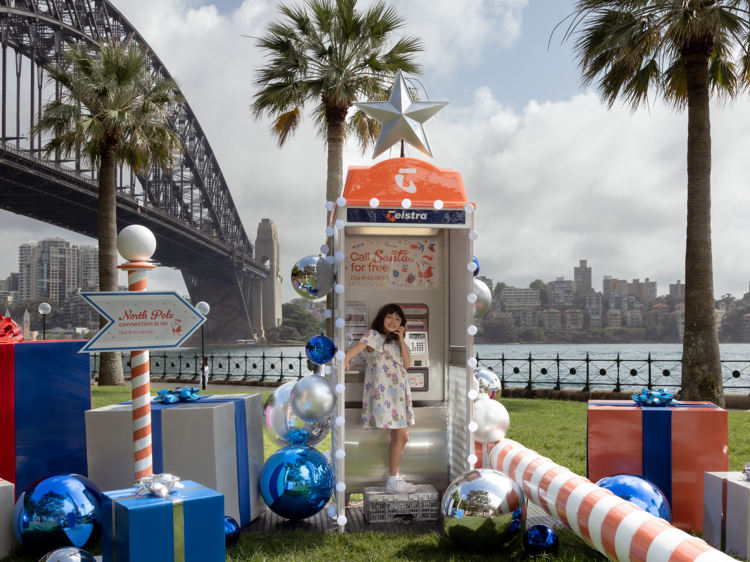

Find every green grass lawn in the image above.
[2,390,748,562]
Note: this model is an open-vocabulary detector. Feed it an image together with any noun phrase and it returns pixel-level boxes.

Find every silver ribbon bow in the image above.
[743,463,750,481]
[135,473,185,498]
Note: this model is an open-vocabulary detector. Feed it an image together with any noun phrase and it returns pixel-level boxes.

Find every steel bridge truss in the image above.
[0,0,267,341]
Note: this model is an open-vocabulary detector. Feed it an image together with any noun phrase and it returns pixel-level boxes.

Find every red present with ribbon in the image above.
[0,317,22,343]
[587,400,727,532]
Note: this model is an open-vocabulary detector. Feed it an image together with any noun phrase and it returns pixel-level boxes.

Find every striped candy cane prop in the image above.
[488,439,733,562]
[116,225,157,481]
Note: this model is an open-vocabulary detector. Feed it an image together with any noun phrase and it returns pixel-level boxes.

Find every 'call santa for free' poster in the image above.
[345,236,441,289]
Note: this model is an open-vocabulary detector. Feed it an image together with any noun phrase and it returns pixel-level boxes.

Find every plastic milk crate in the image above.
[363,485,439,523]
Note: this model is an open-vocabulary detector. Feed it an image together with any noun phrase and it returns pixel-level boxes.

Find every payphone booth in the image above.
[330,157,477,524]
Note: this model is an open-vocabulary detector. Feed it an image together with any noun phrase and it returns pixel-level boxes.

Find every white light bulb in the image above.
[468,389,478,400]
[334,309,339,318]
[370,198,379,208]
[326,255,336,264]
[335,318,346,329]
[468,325,478,336]
[324,310,332,318]
[335,416,346,426]
[335,251,345,262]
[467,293,477,303]
[325,201,335,211]
[320,244,330,254]
[402,198,412,208]
[336,482,346,492]
[335,219,345,230]
[325,366,333,375]
[467,262,477,272]
[468,358,478,368]
[469,230,479,240]
[335,383,345,394]
[468,422,478,432]
[434,200,444,210]
[337,515,347,526]
[336,449,346,459]
[335,284,345,294]
[324,450,332,460]
[328,506,337,518]
[468,454,478,465]
[335,351,345,361]
[336,196,347,207]
[334,337,339,346]
[325,226,335,237]
[465,203,475,214]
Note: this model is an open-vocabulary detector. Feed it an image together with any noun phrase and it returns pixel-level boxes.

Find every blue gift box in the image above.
[102,480,225,562]
[0,340,91,497]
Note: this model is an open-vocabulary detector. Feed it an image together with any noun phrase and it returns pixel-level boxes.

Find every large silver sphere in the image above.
[291,255,335,300]
[442,469,526,552]
[290,374,337,422]
[473,368,501,399]
[39,548,97,562]
[473,396,510,444]
[473,278,492,319]
[264,381,332,447]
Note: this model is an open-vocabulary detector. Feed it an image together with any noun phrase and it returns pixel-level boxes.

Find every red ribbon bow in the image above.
[0,317,23,343]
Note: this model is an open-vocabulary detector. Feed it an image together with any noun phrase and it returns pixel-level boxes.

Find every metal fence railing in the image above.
[89,351,750,392]
[476,353,750,393]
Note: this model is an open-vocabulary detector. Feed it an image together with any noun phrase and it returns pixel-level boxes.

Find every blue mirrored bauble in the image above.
[14,474,101,556]
[38,547,97,562]
[442,469,526,552]
[224,516,240,549]
[260,446,334,520]
[305,334,336,366]
[523,524,559,555]
[472,256,480,277]
[596,474,671,522]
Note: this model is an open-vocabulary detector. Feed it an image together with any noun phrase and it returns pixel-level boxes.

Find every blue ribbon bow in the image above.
[153,386,202,404]
[632,387,674,407]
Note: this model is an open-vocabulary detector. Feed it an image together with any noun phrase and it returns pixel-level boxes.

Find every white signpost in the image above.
[80,291,206,353]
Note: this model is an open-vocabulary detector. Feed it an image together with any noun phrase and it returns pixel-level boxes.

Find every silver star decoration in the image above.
[354,70,448,159]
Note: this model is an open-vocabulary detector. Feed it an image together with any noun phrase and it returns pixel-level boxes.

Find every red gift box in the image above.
[587,400,727,532]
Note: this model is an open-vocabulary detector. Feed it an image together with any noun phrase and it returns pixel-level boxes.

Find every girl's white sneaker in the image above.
[385,478,417,494]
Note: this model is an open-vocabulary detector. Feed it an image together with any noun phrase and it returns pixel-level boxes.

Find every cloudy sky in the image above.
[3,0,750,303]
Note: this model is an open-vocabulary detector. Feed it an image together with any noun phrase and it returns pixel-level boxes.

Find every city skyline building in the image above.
[18,241,37,302]
[669,280,686,297]
[79,245,99,291]
[547,277,576,307]
[574,260,592,295]
[500,287,541,311]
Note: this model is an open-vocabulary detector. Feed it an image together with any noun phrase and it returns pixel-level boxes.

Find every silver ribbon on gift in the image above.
[743,462,750,481]
[134,473,185,498]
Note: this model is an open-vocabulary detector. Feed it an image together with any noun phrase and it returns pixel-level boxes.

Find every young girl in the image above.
[344,304,416,494]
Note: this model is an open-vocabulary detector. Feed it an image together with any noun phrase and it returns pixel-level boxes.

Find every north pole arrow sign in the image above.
[79,291,206,353]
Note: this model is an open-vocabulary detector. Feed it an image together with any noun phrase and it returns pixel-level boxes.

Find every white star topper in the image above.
[354,71,448,159]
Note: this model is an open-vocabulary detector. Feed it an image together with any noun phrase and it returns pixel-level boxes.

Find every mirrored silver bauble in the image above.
[264,381,332,447]
[442,468,526,552]
[291,255,335,300]
[38,548,97,562]
[473,368,501,399]
[291,374,338,422]
[472,278,492,319]
[473,396,510,444]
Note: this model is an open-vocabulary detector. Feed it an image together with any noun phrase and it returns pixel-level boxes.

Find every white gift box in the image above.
[0,478,13,557]
[704,471,750,558]
[86,393,264,526]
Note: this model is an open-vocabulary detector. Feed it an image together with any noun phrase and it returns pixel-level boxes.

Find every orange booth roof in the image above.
[341,157,472,209]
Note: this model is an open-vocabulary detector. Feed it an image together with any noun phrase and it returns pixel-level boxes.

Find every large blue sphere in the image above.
[596,474,671,522]
[13,474,101,556]
[523,524,559,555]
[38,548,97,562]
[224,516,240,548]
[305,334,336,366]
[260,446,334,520]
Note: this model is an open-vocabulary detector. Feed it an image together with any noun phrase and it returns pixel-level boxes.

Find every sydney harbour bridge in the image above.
[0,0,270,341]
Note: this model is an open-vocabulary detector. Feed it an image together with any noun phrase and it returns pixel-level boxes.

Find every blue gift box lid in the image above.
[101,480,225,562]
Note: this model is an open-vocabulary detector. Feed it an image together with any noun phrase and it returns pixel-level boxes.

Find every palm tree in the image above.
[35,40,183,385]
[561,0,750,406]
[251,0,423,208]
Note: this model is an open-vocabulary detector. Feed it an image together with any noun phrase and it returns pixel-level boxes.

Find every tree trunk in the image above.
[97,138,125,386]
[680,46,724,406]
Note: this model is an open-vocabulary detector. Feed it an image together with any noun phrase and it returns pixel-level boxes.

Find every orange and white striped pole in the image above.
[116,225,157,481]
[488,439,733,562]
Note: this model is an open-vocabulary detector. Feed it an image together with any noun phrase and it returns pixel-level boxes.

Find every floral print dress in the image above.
[360,329,415,430]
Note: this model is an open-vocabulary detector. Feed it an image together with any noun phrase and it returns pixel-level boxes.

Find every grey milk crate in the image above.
[363,485,439,523]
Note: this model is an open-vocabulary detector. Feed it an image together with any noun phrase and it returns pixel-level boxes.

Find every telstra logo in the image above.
[385,210,429,222]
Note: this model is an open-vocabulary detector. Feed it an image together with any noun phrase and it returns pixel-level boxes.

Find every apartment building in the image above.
[501,288,541,311]
[540,309,562,331]
[519,310,540,329]
[669,280,686,297]
[547,278,576,307]
[574,260,592,295]
[606,310,622,328]
[625,310,642,328]
[563,309,585,331]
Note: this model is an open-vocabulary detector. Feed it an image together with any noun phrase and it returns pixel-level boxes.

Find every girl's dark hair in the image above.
[370,303,406,335]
